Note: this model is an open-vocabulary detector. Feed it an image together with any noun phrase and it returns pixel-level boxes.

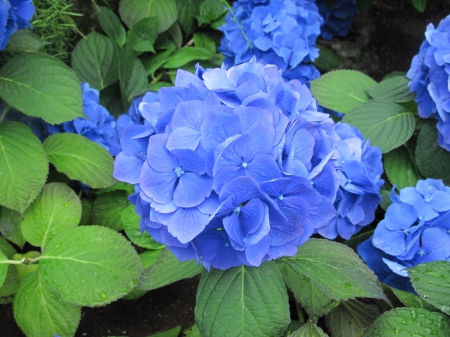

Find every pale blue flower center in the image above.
[234,206,241,215]
[225,242,230,247]
[418,249,426,257]
[174,167,185,177]
[241,162,248,168]
[278,195,284,200]
[424,195,433,203]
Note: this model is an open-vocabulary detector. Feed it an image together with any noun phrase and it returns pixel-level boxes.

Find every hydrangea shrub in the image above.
[316,0,358,40]
[407,15,450,151]
[0,0,35,50]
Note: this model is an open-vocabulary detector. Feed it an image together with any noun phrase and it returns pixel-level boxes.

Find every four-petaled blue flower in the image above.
[0,0,35,50]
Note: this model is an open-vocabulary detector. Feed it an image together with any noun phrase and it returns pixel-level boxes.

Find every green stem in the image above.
[0,259,26,265]
[295,300,305,324]
[220,0,252,50]
[0,105,11,123]
[28,256,43,264]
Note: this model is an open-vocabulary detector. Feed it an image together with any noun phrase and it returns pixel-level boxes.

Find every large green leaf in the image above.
[43,133,116,189]
[39,225,143,306]
[277,239,386,301]
[21,183,81,249]
[280,265,339,321]
[139,248,201,291]
[384,146,421,189]
[363,308,450,337]
[128,17,159,53]
[97,6,127,47]
[0,122,48,213]
[90,190,133,231]
[142,42,177,76]
[13,271,81,337]
[408,261,450,314]
[0,53,84,124]
[309,70,376,113]
[119,0,177,33]
[325,300,380,337]
[342,100,415,153]
[71,31,119,90]
[0,207,26,249]
[176,0,202,35]
[367,76,415,103]
[391,287,438,312]
[196,261,290,337]
[119,44,148,107]
[4,30,47,53]
[288,322,328,337]
[163,46,214,68]
[415,120,450,183]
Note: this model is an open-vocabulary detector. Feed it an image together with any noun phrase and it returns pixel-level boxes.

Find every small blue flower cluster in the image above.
[407,15,450,151]
[114,59,345,270]
[219,0,323,83]
[358,179,450,292]
[0,0,35,50]
[316,0,358,40]
[319,122,384,240]
[49,83,121,156]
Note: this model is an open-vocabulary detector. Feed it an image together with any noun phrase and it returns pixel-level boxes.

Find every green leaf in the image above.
[13,271,81,337]
[142,42,177,76]
[309,70,376,113]
[356,0,374,14]
[380,189,392,211]
[71,32,120,91]
[90,190,130,231]
[412,0,427,12]
[4,30,47,53]
[391,288,438,312]
[0,207,26,249]
[163,47,214,68]
[13,251,40,282]
[80,197,94,226]
[182,324,201,337]
[277,239,386,301]
[167,21,183,50]
[119,0,177,33]
[194,32,216,54]
[128,17,159,53]
[43,133,116,189]
[0,53,84,124]
[280,265,339,321]
[149,325,182,337]
[0,122,48,213]
[288,322,328,337]
[147,81,173,91]
[415,120,450,183]
[367,76,415,103]
[97,6,127,47]
[139,248,201,291]
[0,236,18,301]
[196,261,290,337]
[342,100,415,153]
[325,300,380,337]
[176,0,202,35]
[122,204,165,249]
[119,44,148,107]
[314,45,341,71]
[199,0,226,22]
[0,249,8,288]
[100,83,124,119]
[39,225,143,306]
[384,146,421,189]
[21,183,80,251]
[94,181,135,195]
[363,308,450,337]
[343,229,374,252]
[408,261,450,314]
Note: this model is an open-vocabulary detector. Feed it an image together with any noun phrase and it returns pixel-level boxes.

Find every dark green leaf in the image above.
[415,120,450,183]
[119,44,148,107]
[142,42,177,76]
[0,249,8,288]
[0,207,26,249]
[288,322,328,337]
[72,32,120,90]
[384,146,421,189]
[314,45,341,71]
[97,6,127,47]
[343,230,374,252]
[147,81,173,91]
[380,189,393,211]
[325,300,380,337]
[4,30,47,53]
[21,183,81,249]
[310,70,376,113]
[391,287,439,312]
[196,261,290,337]
[182,324,201,337]
[163,47,214,68]
[194,32,216,54]
[199,0,226,22]
[409,261,450,314]
[356,0,374,14]
[90,190,130,231]
[0,53,84,124]
[40,226,143,306]
[176,0,202,35]
[139,248,201,291]
[80,197,94,226]
[277,239,386,301]
[0,122,48,213]
[342,100,415,153]
[94,181,135,195]
[412,0,427,12]
[43,133,116,189]
[367,76,415,103]
[167,21,183,50]
[363,308,450,337]
[100,83,124,118]
[149,326,182,337]
[128,17,159,53]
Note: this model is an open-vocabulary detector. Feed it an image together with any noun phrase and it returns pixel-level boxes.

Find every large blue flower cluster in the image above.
[49,83,120,156]
[0,0,35,50]
[358,179,450,292]
[218,0,323,83]
[407,15,450,151]
[114,59,342,270]
[319,122,383,240]
[316,0,358,40]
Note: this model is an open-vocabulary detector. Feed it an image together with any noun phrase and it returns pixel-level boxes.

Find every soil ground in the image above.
[0,0,446,336]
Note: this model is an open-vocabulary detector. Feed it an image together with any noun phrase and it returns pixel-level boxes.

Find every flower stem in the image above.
[0,105,11,123]
[220,0,252,50]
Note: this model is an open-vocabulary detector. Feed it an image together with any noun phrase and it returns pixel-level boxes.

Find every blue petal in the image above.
[113,152,144,184]
[167,207,210,243]
[174,173,213,208]
[140,161,177,204]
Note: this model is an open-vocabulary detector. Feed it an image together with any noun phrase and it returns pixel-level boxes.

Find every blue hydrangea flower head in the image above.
[49,83,121,156]
[316,0,358,40]
[360,179,450,292]
[407,15,450,151]
[114,59,340,270]
[218,0,323,83]
[318,122,384,240]
[0,0,35,50]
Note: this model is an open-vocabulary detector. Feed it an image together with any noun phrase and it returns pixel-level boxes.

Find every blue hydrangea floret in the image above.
[0,0,35,50]
[316,0,358,40]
